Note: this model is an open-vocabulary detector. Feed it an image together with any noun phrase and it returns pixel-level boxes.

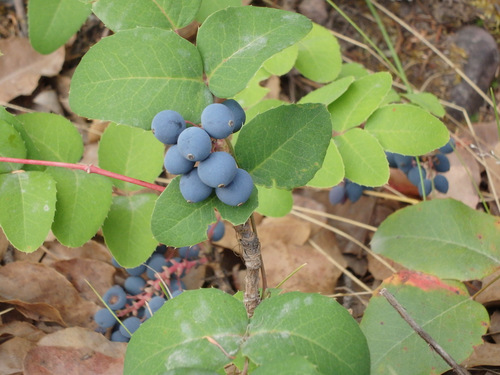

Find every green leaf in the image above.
[0,119,26,173]
[47,168,112,247]
[252,357,321,375]
[361,271,489,375]
[124,289,248,374]
[28,0,91,54]
[70,28,212,128]
[402,92,446,117]
[364,104,449,156]
[256,185,293,217]
[371,199,500,280]
[244,99,285,123]
[152,177,216,247]
[16,113,83,165]
[380,88,401,106]
[307,139,344,188]
[295,23,341,83]
[298,76,354,105]
[242,292,370,375]
[334,128,389,186]
[329,72,392,132]
[151,177,257,247]
[92,0,201,32]
[235,104,331,189]
[98,123,164,191]
[232,68,272,109]
[195,0,241,23]
[0,171,56,252]
[337,62,369,80]
[263,44,299,76]
[197,7,311,97]
[102,194,158,268]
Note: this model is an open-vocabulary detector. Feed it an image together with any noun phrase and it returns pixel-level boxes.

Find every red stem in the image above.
[0,157,165,193]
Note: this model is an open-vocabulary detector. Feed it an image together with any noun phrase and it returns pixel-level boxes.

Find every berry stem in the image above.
[0,157,165,192]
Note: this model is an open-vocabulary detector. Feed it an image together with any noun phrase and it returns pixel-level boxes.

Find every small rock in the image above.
[448,26,499,118]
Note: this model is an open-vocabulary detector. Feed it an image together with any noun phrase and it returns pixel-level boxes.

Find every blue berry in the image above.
[201,103,235,139]
[164,144,195,175]
[145,296,166,318]
[385,151,398,168]
[418,179,433,197]
[111,329,129,342]
[179,245,200,260]
[171,290,183,298]
[119,316,141,338]
[154,244,168,255]
[407,166,427,187]
[207,221,225,241]
[439,138,455,154]
[111,257,121,268]
[345,180,363,203]
[125,264,146,276]
[124,276,146,295]
[215,168,253,206]
[177,127,212,161]
[434,174,449,193]
[329,183,346,205]
[151,110,186,145]
[94,308,116,329]
[103,285,128,310]
[394,154,414,174]
[222,99,246,133]
[170,279,186,293]
[180,168,214,203]
[146,254,168,279]
[198,151,237,188]
[432,153,450,172]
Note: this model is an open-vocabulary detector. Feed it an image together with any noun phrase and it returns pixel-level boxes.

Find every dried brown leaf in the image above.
[0,262,99,327]
[0,37,64,102]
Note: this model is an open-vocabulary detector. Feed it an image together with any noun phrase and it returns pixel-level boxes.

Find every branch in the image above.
[235,219,262,318]
[379,288,471,375]
[0,157,165,192]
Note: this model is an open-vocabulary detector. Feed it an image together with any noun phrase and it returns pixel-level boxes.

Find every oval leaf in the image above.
[402,92,445,118]
[334,128,389,186]
[28,0,91,54]
[195,0,241,23]
[48,168,113,247]
[256,185,293,217]
[17,113,84,165]
[371,198,500,280]
[361,271,489,375]
[124,289,248,374]
[197,7,311,98]
[0,119,26,173]
[295,22,341,83]
[152,177,217,247]
[102,194,158,268]
[70,28,212,128]
[92,0,201,31]
[98,123,164,191]
[263,44,299,76]
[298,76,354,105]
[365,104,449,156]
[0,171,56,252]
[235,104,332,189]
[307,139,345,188]
[329,72,392,132]
[242,292,370,375]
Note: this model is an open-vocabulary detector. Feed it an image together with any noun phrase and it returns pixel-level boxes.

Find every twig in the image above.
[234,219,262,318]
[379,288,471,375]
[0,157,165,192]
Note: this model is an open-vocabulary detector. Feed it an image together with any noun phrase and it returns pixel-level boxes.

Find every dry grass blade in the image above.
[292,205,378,231]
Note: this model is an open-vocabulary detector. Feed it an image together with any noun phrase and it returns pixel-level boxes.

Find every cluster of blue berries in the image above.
[328,138,455,204]
[328,179,373,205]
[93,221,225,342]
[386,138,455,196]
[152,100,254,206]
